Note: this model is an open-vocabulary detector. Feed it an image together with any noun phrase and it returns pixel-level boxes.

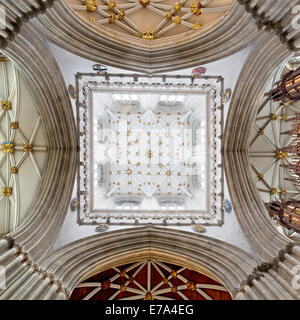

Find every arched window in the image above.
[114,197,142,210]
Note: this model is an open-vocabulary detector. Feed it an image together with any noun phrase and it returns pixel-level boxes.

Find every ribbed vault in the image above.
[70,260,232,300]
[223,31,294,261]
[0,0,300,301]
[0,25,78,262]
[0,57,48,235]
[0,0,295,72]
[250,56,300,242]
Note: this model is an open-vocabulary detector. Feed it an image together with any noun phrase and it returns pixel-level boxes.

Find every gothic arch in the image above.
[36,226,257,299]
[0,25,78,262]
[29,1,259,73]
[223,32,294,261]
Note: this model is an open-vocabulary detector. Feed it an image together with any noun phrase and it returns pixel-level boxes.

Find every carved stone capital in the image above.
[47,274,55,285]
[0,0,58,51]
[286,242,296,255]
[246,274,255,287]
[278,249,286,261]
[25,259,32,268]
[14,245,23,256]
[257,262,272,273]
[271,257,280,271]
[41,271,49,280]
[31,264,39,273]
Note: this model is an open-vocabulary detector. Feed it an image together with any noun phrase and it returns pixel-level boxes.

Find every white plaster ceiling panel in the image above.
[76,73,224,225]
[66,0,234,48]
[94,94,205,207]
[0,58,48,235]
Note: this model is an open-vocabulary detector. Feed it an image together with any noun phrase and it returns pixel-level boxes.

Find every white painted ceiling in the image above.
[0,58,48,235]
[92,92,206,210]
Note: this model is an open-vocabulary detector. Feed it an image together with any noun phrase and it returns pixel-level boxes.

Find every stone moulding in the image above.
[1,1,299,72]
[223,32,294,261]
[28,1,259,72]
[39,226,258,297]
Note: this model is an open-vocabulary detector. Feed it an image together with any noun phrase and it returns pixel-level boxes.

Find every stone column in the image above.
[0,266,36,300]
[28,277,51,300]
[42,284,60,300]
[234,243,300,300]
[0,239,9,253]
[0,248,18,265]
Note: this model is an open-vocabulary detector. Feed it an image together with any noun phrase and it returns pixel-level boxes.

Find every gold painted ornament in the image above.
[269,113,278,121]
[190,1,203,15]
[108,14,116,24]
[280,189,287,195]
[257,173,264,180]
[10,167,18,174]
[258,129,264,136]
[2,100,11,110]
[24,144,33,152]
[145,292,152,300]
[165,11,173,20]
[173,2,182,11]
[118,10,125,20]
[171,286,177,293]
[142,31,154,40]
[140,0,150,7]
[107,0,116,10]
[85,0,98,12]
[10,122,19,129]
[2,187,12,197]
[275,150,288,159]
[186,281,196,290]
[192,23,202,29]
[120,285,127,292]
[269,188,278,195]
[173,16,181,24]
[2,143,14,153]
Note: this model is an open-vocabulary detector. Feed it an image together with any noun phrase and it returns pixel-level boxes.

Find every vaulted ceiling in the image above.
[66,0,234,46]
[250,54,300,242]
[0,56,48,235]
[0,0,299,279]
[70,260,232,300]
